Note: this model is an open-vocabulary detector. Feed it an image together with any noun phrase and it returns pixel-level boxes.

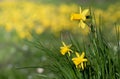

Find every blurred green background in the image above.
[0,0,119,79]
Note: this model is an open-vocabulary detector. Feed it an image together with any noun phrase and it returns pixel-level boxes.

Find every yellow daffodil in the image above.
[71,7,89,29]
[60,41,72,56]
[72,52,87,70]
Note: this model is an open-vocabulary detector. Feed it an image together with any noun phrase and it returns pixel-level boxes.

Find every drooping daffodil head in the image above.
[60,41,72,56]
[72,52,87,70]
[71,7,89,29]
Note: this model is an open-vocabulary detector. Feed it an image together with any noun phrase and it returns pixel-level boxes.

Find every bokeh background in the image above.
[0,0,120,79]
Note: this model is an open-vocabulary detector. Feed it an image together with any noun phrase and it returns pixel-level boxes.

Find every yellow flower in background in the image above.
[5,22,13,32]
[72,52,87,70]
[60,41,72,56]
[71,7,89,29]
[18,31,32,40]
[0,2,119,38]
[35,27,44,34]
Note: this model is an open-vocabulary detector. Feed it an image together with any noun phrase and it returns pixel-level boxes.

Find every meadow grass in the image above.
[31,9,120,79]
[0,1,119,79]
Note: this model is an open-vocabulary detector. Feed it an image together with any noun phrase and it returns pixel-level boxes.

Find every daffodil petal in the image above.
[80,52,85,58]
[68,52,70,56]
[75,52,80,57]
[62,41,66,46]
[83,59,87,62]
[79,20,86,29]
[81,9,89,16]
[81,63,84,70]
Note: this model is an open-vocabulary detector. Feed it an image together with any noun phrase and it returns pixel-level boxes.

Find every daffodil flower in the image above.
[60,41,72,56]
[71,7,89,29]
[72,52,87,70]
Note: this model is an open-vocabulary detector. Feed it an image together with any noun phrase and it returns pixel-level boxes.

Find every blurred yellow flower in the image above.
[60,41,72,56]
[72,52,87,70]
[5,22,13,32]
[71,7,89,29]
[35,27,44,34]
[0,2,119,38]
[18,31,32,40]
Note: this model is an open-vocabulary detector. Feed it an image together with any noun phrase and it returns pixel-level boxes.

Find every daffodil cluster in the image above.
[60,41,88,70]
[0,2,119,39]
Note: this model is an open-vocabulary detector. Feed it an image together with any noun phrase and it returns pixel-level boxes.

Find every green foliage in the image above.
[31,14,120,79]
[0,1,120,79]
